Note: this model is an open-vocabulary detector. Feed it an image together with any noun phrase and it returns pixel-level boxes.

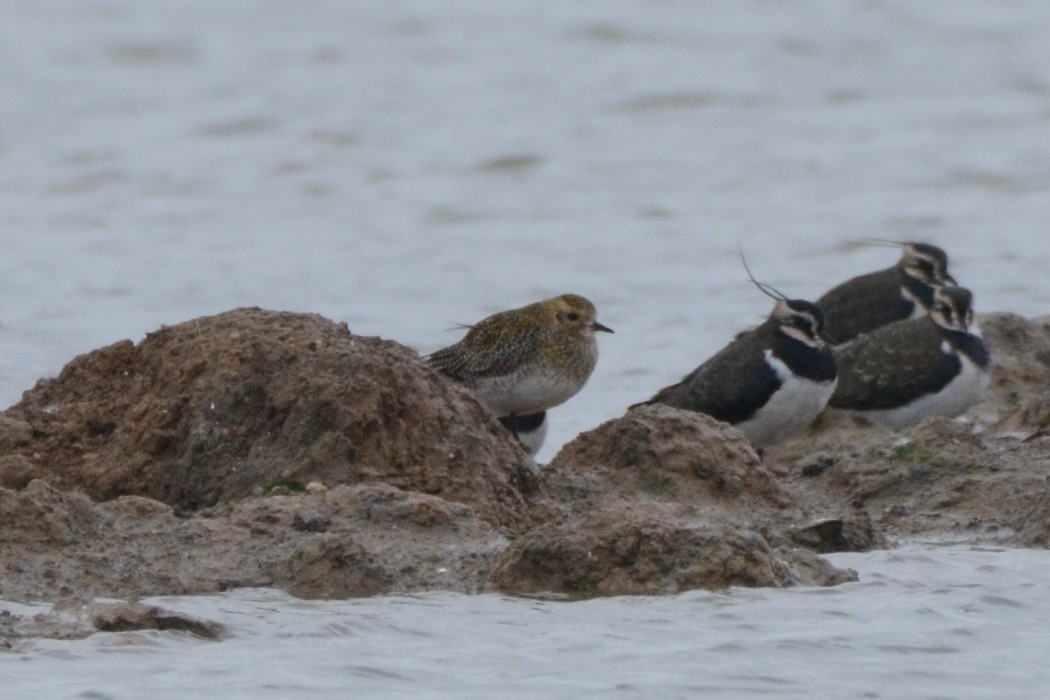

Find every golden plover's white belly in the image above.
[858,347,989,429]
[736,351,837,449]
[472,371,584,416]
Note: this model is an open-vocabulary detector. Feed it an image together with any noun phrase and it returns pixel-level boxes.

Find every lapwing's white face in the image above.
[773,299,828,348]
[902,244,955,286]
[931,287,974,332]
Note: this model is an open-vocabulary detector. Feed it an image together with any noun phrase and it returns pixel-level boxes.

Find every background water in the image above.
[2,1,1049,697]
[2,0,1050,460]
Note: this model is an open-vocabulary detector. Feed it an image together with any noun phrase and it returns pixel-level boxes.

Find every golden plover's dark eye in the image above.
[566,312,580,321]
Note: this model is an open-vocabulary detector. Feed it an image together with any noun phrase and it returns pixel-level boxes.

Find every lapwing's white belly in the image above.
[736,350,837,449]
[860,342,989,429]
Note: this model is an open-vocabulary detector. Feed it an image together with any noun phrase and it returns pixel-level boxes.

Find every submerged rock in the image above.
[2,598,223,646]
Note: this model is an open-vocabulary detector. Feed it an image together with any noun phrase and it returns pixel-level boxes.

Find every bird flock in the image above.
[427,243,989,456]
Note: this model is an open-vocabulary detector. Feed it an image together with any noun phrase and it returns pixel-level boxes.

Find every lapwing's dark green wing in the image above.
[831,321,959,410]
[646,329,781,425]
[818,267,912,343]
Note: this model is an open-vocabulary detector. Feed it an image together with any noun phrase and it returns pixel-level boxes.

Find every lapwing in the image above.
[828,285,990,428]
[633,277,837,450]
[818,242,956,344]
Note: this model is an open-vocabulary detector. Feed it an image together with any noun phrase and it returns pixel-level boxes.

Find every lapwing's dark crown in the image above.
[772,298,827,345]
[930,285,974,332]
[900,243,952,285]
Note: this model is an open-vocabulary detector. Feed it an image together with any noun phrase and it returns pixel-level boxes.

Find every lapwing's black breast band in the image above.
[945,329,991,369]
[902,273,937,309]
[772,333,837,383]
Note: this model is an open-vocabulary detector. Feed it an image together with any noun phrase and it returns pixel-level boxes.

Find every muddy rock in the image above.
[0,479,508,602]
[273,534,392,599]
[532,406,798,530]
[494,502,792,597]
[494,406,859,597]
[7,308,1050,611]
[550,405,782,504]
[1016,485,1050,546]
[777,417,1050,543]
[791,514,882,553]
[494,500,856,597]
[978,312,1050,435]
[0,307,529,529]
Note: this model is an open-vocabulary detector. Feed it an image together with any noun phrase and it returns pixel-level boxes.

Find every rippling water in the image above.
[5,547,1050,699]
[2,1,1050,697]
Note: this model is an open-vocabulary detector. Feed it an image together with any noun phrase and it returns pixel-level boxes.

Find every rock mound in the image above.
[977,312,1050,435]
[549,406,782,505]
[0,308,529,528]
[493,406,859,598]
[494,503,795,597]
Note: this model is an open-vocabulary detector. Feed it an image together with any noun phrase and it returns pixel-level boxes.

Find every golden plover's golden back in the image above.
[427,293,612,417]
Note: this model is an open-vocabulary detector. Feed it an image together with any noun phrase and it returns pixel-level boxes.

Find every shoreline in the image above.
[1,308,1048,642]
